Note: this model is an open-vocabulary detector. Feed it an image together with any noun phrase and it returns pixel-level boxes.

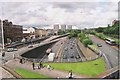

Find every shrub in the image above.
[83,39,93,47]
[90,31,96,35]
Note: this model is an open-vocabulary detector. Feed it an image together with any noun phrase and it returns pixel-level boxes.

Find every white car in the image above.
[13,48,18,51]
[7,48,14,52]
[7,48,18,52]
[28,45,33,48]
[65,47,68,51]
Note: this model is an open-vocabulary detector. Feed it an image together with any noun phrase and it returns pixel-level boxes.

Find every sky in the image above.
[0,1,118,29]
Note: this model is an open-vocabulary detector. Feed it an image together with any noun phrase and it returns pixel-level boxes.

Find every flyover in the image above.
[2,35,69,62]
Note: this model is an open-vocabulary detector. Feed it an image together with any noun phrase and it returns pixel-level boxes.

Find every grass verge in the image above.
[44,58,106,76]
[88,44,100,54]
[15,68,49,78]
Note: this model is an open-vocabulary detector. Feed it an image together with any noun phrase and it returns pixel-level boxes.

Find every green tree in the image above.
[83,39,93,47]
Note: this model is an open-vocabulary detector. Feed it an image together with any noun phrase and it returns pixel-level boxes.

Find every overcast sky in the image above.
[0,1,118,29]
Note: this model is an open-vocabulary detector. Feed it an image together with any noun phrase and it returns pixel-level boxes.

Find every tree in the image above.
[83,39,93,47]
[58,30,66,35]
[95,27,105,32]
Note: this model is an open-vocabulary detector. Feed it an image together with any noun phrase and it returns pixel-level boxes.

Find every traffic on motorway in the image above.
[61,38,84,62]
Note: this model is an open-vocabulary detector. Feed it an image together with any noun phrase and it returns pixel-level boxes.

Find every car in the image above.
[28,45,33,48]
[7,48,18,52]
[7,48,14,52]
[63,55,67,59]
[75,55,80,59]
[13,48,18,51]
[97,44,102,47]
[70,54,74,58]
[70,46,73,49]
[65,47,68,51]
[61,41,63,44]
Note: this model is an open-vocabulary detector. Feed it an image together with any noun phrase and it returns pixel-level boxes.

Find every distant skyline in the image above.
[0,2,118,29]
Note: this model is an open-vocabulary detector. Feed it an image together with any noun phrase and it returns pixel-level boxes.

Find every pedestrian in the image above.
[20,58,22,64]
[13,54,15,59]
[47,64,51,71]
[68,70,73,79]
[38,62,42,69]
[32,62,35,70]
[2,52,5,57]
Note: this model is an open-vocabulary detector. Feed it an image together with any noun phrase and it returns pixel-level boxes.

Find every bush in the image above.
[83,39,93,47]
[90,31,96,35]
[95,33,106,40]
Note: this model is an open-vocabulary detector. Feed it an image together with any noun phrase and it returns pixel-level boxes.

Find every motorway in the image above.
[89,35,119,68]
[61,38,85,62]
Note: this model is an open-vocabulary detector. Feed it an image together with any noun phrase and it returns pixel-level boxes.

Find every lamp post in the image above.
[1,20,5,50]
[1,4,5,51]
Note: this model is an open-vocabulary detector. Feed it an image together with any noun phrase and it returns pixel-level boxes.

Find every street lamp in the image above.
[1,4,5,51]
[1,20,5,50]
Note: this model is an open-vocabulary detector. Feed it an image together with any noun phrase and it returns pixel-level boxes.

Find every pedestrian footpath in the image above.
[5,59,90,78]
[0,67,15,79]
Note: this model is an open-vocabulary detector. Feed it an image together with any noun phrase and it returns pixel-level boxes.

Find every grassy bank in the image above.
[15,68,49,78]
[44,58,106,76]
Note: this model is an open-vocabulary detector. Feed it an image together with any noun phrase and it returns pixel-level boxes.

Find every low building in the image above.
[35,29,47,37]
[23,28,30,39]
[46,29,54,36]
[27,27,37,35]
[2,19,23,43]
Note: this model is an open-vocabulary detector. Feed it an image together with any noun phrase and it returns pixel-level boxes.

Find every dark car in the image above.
[75,55,80,59]
[63,55,67,59]
[97,44,102,47]
[70,54,74,58]
[70,46,73,49]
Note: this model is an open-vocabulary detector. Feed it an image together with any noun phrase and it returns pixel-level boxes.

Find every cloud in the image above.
[0,2,118,29]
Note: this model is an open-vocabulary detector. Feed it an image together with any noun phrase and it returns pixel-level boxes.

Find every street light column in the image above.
[1,20,4,50]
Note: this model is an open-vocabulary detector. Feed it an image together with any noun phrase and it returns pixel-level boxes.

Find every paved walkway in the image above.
[5,59,89,78]
[0,67,15,79]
